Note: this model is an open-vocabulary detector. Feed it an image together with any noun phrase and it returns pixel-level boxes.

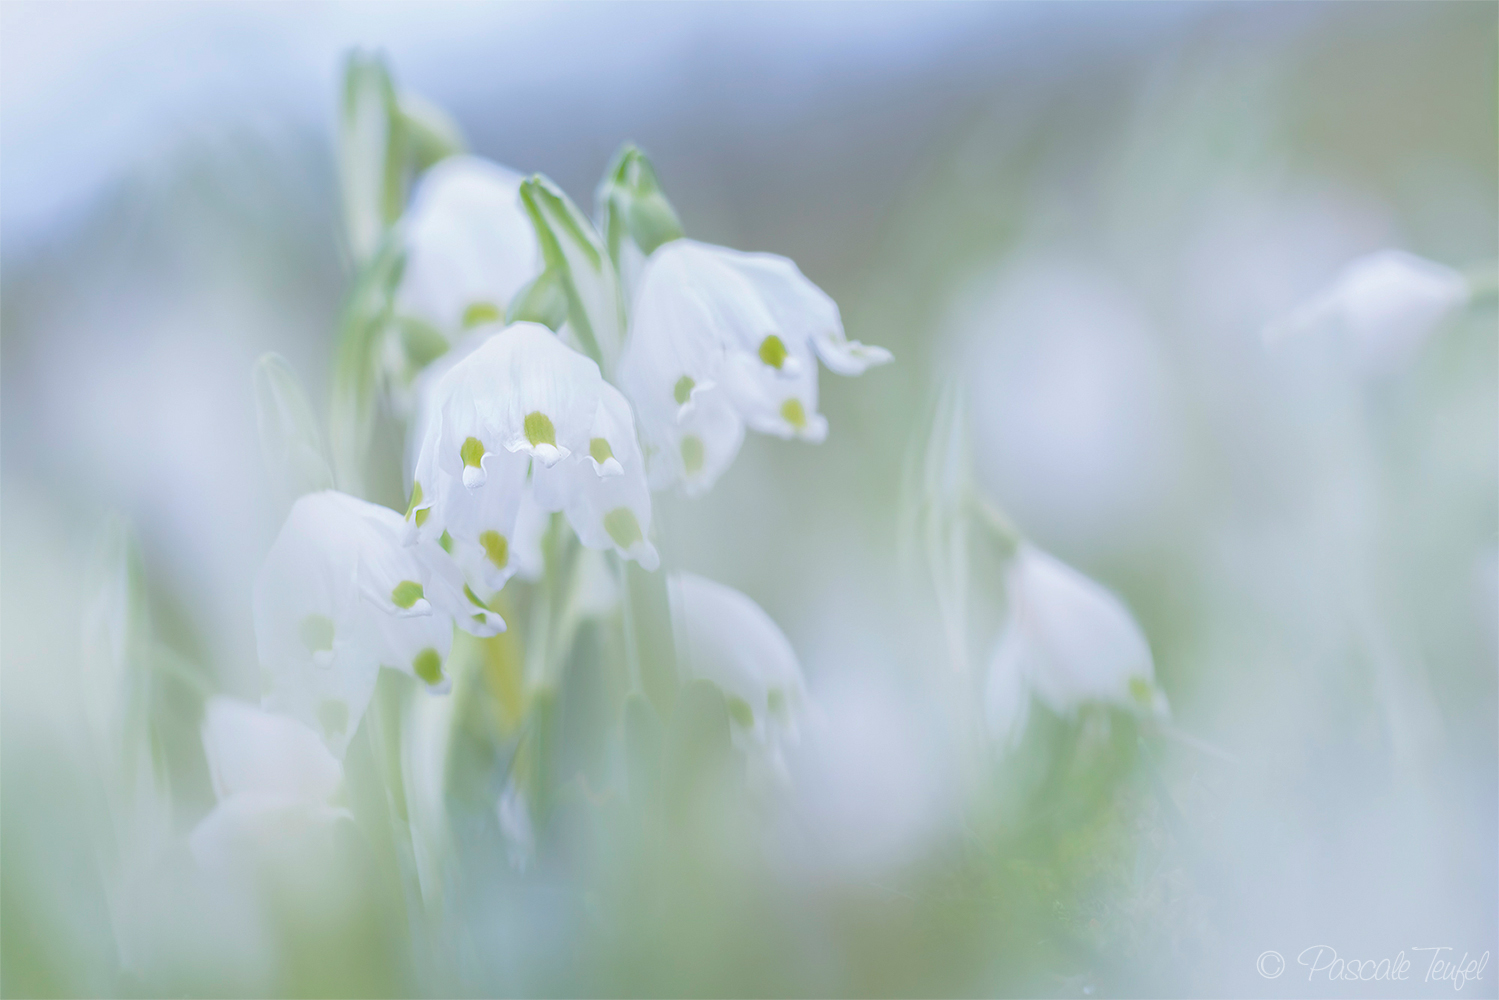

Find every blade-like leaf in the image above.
[253,353,334,506]
[596,144,683,266]
[338,51,405,266]
[328,236,406,496]
[399,92,466,174]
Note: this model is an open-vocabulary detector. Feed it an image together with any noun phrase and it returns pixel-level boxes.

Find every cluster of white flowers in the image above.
[241,131,889,775]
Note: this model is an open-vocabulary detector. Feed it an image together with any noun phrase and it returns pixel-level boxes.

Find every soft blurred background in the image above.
[3,3,1495,997]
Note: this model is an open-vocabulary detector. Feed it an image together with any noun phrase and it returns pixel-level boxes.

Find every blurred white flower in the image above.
[396,155,542,334]
[617,239,891,494]
[983,544,1167,748]
[189,698,347,869]
[407,322,658,587]
[1264,249,1470,373]
[669,571,807,776]
[256,490,503,755]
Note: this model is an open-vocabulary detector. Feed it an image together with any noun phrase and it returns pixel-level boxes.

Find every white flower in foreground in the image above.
[396,155,542,334]
[189,698,347,869]
[669,572,807,771]
[256,491,503,754]
[983,544,1167,748]
[407,322,658,590]
[617,239,891,494]
[1264,249,1469,372]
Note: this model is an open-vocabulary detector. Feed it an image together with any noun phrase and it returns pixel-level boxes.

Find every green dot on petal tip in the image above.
[460,436,485,468]
[758,334,789,369]
[1128,676,1153,707]
[524,411,556,447]
[391,580,425,609]
[673,375,695,406]
[462,301,502,328]
[404,481,424,519]
[780,398,808,430]
[603,507,642,550]
[413,648,444,685]
[680,435,705,474]
[479,530,508,569]
[299,614,335,654]
[590,437,614,465]
[727,695,755,729]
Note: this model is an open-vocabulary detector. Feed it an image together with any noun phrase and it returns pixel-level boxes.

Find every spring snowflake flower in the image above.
[396,155,542,334]
[983,544,1168,747]
[255,490,503,755]
[617,239,891,494]
[1264,249,1470,373]
[189,697,348,869]
[669,571,807,774]
[407,322,658,590]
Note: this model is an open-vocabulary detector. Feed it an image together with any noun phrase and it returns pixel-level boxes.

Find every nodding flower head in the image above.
[254,490,503,756]
[617,239,891,495]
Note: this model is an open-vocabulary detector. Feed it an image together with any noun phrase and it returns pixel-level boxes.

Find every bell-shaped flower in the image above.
[617,239,891,494]
[983,544,1168,748]
[1264,249,1470,373]
[188,697,348,870]
[407,322,659,592]
[255,490,503,755]
[669,571,807,772]
[396,156,542,335]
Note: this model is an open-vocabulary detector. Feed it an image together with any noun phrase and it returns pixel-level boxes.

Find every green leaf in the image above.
[506,267,569,331]
[597,144,684,265]
[518,175,626,374]
[338,51,406,266]
[663,679,736,812]
[328,235,406,496]
[398,91,466,174]
[623,692,663,809]
[253,352,335,506]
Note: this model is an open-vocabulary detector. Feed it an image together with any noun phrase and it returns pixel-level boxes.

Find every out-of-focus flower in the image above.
[189,698,347,869]
[618,240,891,494]
[983,544,1167,747]
[669,571,807,773]
[407,322,658,587]
[256,491,503,755]
[396,156,542,336]
[1264,249,1470,372]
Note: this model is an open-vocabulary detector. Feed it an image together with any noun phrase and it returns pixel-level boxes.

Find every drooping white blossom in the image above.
[189,698,348,870]
[983,544,1168,748]
[617,239,891,494]
[396,156,542,334]
[407,322,658,592]
[669,571,807,772]
[1264,249,1470,373]
[255,490,503,755]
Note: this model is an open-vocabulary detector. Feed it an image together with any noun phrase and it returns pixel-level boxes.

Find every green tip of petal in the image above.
[1128,676,1154,707]
[673,375,695,406]
[413,648,443,685]
[603,507,643,550]
[299,614,335,654]
[462,301,502,328]
[391,580,425,609]
[464,584,489,609]
[439,530,453,553]
[781,398,808,430]
[414,507,430,528]
[461,436,486,468]
[680,435,705,474]
[404,482,424,519]
[479,530,509,569]
[318,700,348,738]
[524,411,556,447]
[590,437,614,465]
[758,334,789,369]
[727,694,755,729]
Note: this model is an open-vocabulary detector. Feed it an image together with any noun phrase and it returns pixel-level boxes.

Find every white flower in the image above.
[189,698,347,869]
[407,322,658,590]
[617,239,891,494]
[396,156,542,334]
[255,490,503,755]
[1264,249,1469,373]
[983,544,1167,748]
[669,571,807,771]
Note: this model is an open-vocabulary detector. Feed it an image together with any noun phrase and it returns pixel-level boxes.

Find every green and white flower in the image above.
[617,239,890,494]
[255,490,503,755]
[396,156,542,336]
[983,544,1167,748]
